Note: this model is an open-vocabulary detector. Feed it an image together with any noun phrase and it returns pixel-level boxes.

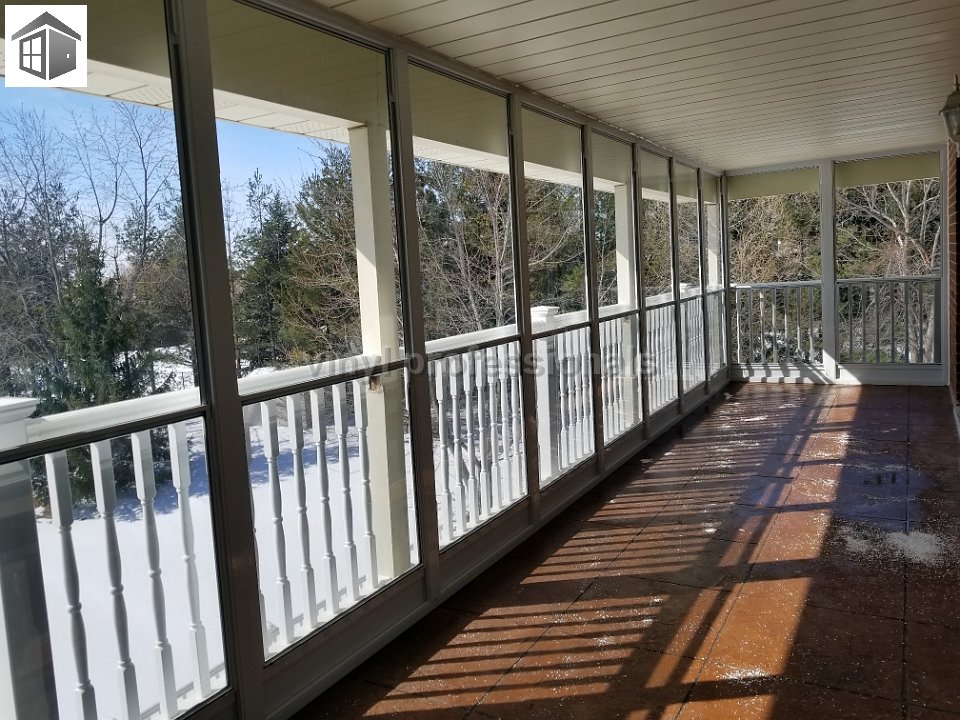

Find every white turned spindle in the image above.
[434,360,453,544]
[131,431,177,718]
[557,331,570,469]
[462,352,479,526]
[259,401,295,646]
[285,395,318,631]
[509,344,523,497]
[167,423,211,700]
[241,405,271,654]
[91,440,139,720]
[448,356,467,537]
[332,383,360,602]
[475,351,492,519]
[486,347,502,512]
[46,450,97,720]
[581,327,593,454]
[308,388,339,616]
[601,322,610,441]
[571,329,584,459]
[352,378,378,590]
[497,344,512,502]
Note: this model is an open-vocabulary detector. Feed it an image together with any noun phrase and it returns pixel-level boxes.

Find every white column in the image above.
[820,161,839,380]
[614,183,639,430]
[615,184,636,308]
[349,125,410,581]
[531,307,560,484]
[0,398,58,720]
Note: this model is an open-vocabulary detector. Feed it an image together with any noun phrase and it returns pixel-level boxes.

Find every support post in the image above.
[614,183,639,428]
[349,124,411,581]
[0,397,58,720]
[820,161,839,380]
[531,307,560,484]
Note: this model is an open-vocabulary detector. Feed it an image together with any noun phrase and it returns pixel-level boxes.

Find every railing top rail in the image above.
[836,274,941,284]
[236,353,382,399]
[730,280,820,289]
[19,388,201,448]
[424,323,518,359]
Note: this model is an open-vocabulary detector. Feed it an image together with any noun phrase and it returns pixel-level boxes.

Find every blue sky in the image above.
[0,79,324,195]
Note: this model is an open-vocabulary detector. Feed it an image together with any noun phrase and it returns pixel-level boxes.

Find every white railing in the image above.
[731,276,942,368]
[680,295,706,391]
[0,293,720,718]
[837,276,941,364]
[645,301,678,413]
[0,401,224,720]
[427,343,525,546]
[731,281,823,366]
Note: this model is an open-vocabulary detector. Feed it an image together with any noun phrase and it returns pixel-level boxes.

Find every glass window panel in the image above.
[703,174,723,290]
[409,65,515,342]
[207,0,418,659]
[241,369,417,658]
[3,418,226,719]
[592,133,636,310]
[0,3,198,417]
[640,151,672,301]
[522,109,586,314]
[639,151,677,411]
[207,0,402,376]
[674,163,701,295]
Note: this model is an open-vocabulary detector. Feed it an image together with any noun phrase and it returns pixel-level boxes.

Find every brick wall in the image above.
[949,141,958,403]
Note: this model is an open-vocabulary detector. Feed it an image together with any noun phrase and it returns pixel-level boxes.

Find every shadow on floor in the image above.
[293,383,960,720]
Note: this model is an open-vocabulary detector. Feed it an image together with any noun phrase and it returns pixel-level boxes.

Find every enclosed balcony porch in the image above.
[0,1,957,720]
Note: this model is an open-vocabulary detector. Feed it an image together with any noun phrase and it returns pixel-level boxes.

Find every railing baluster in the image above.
[874,281,881,363]
[916,283,925,364]
[131,430,177,717]
[580,327,593,454]
[889,282,896,361]
[509,343,523,498]
[308,388,339,617]
[332,382,360,603]
[486,347,502,512]
[556,332,570,468]
[241,405,271,653]
[462,351,479,527]
[352,378,378,590]
[285,395,317,630]
[91,440,139,719]
[497,344,513,503]
[434,359,453,544]
[168,423,212,700]
[448,355,467,535]
[903,281,910,362]
[259,402,295,645]
[46,450,98,720]
[475,350,492,518]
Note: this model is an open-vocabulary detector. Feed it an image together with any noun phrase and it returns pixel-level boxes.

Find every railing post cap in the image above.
[530,306,560,318]
[0,396,38,425]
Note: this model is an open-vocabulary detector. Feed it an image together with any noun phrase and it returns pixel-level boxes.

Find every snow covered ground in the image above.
[33,393,526,719]
[35,414,419,720]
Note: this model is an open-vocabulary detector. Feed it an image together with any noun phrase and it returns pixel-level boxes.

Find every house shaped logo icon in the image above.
[4,5,87,87]
[12,11,81,80]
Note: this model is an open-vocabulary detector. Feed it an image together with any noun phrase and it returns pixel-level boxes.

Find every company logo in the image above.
[4,5,86,87]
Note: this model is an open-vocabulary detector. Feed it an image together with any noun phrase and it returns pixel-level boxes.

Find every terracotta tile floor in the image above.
[294,383,960,720]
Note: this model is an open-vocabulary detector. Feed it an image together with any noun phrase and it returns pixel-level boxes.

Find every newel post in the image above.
[0,397,59,719]
[531,307,560,484]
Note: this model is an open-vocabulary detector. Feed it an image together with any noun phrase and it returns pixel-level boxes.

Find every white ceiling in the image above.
[318,0,960,171]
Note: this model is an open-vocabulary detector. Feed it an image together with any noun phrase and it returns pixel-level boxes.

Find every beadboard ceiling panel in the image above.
[319,0,960,170]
